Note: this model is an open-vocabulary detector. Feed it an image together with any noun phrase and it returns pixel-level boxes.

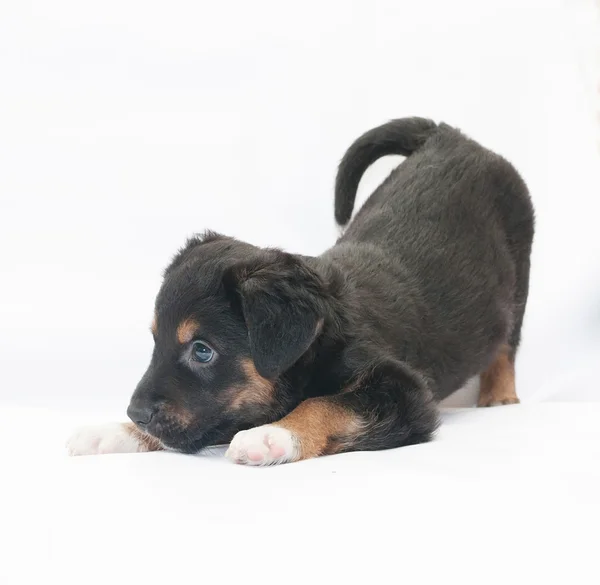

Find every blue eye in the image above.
[192,340,214,363]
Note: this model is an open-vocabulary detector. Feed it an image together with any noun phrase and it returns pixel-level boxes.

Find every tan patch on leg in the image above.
[127,423,164,452]
[229,359,275,409]
[176,318,199,344]
[478,344,520,407]
[274,398,365,460]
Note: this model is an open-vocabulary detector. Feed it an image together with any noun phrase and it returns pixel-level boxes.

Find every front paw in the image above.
[225,425,300,466]
[66,423,144,456]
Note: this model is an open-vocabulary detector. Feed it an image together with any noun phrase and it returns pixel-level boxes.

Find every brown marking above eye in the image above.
[151,314,158,336]
[229,359,275,410]
[176,318,199,344]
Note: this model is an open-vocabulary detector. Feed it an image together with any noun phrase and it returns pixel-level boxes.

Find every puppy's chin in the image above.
[162,437,204,454]
[147,421,234,454]
[138,420,203,454]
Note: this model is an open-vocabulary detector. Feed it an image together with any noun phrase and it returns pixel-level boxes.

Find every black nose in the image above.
[127,402,157,426]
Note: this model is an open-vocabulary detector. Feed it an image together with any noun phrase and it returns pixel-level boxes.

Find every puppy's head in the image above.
[127,232,327,453]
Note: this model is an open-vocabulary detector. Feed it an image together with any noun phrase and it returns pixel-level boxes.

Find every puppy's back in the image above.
[329,119,534,398]
[335,119,528,249]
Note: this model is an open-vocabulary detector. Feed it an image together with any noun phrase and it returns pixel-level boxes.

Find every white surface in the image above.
[1,1,600,583]
[2,404,600,584]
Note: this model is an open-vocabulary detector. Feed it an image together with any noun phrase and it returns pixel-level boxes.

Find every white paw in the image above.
[225,425,300,466]
[66,423,143,456]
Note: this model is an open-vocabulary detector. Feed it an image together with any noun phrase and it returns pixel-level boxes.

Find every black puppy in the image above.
[67,117,534,465]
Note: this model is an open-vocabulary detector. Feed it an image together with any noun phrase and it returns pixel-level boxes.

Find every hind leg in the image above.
[478,212,532,407]
[478,344,519,407]
[477,257,529,408]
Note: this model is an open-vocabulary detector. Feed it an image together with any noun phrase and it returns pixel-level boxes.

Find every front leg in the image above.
[225,360,439,466]
[66,422,163,456]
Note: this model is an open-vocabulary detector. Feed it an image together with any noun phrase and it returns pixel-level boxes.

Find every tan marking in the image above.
[176,318,199,344]
[230,359,275,410]
[165,404,195,427]
[478,344,520,407]
[151,314,157,336]
[126,423,164,452]
[274,397,365,460]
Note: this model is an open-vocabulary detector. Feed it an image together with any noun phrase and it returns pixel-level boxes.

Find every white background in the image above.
[1,0,599,415]
[1,2,600,584]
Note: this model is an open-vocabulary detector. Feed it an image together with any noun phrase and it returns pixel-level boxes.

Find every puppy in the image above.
[67,117,534,465]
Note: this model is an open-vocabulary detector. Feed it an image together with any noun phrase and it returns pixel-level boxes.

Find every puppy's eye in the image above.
[192,340,214,363]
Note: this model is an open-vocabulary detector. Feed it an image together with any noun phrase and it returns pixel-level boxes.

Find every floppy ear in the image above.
[227,251,326,379]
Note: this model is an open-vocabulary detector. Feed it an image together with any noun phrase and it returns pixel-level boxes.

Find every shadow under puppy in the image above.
[67,117,534,465]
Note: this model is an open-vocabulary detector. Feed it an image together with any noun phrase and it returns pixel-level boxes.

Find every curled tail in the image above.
[334,117,438,226]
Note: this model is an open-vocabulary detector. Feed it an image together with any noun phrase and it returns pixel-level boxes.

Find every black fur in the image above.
[128,117,534,456]
[225,252,326,379]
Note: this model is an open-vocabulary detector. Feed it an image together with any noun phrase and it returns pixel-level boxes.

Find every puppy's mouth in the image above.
[140,418,233,455]
[143,421,206,454]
